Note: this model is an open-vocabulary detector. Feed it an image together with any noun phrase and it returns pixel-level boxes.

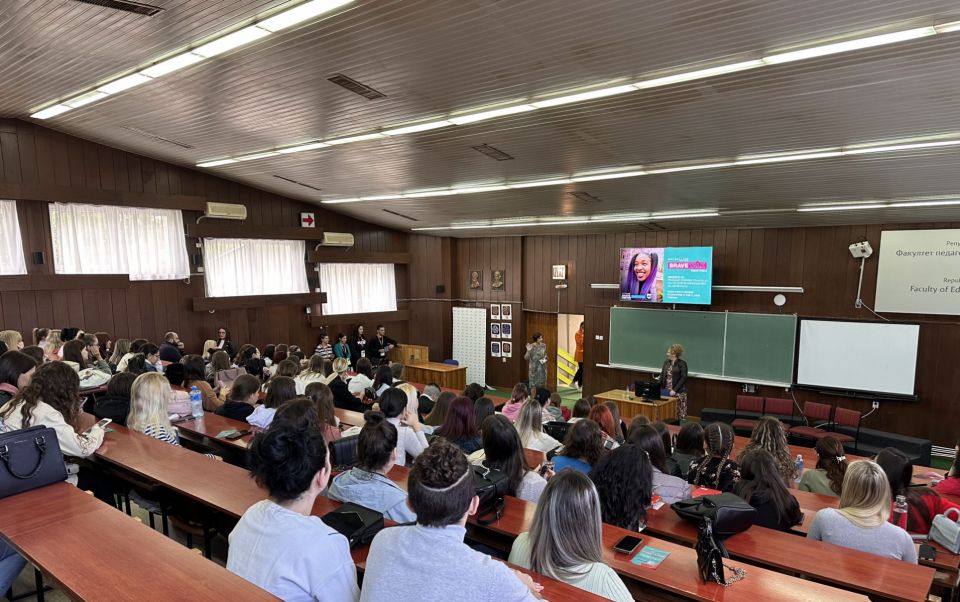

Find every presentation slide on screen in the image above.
[619,246,712,304]
[875,229,960,316]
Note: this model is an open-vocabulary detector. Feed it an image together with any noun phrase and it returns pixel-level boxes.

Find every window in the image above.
[318,263,397,315]
[203,238,309,297]
[0,200,27,275]
[49,203,190,280]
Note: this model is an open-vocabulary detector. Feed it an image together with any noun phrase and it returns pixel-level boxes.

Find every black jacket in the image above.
[348,336,367,367]
[93,395,131,426]
[660,358,688,393]
[330,376,366,413]
[216,340,237,359]
[215,401,255,421]
[158,342,183,363]
[733,480,803,532]
[366,335,397,363]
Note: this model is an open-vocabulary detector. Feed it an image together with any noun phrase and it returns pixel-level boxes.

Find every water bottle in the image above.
[894,494,908,528]
[794,454,804,484]
[190,386,204,419]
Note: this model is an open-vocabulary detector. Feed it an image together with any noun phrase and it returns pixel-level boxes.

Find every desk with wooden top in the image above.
[404,362,468,390]
[594,389,678,422]
[0,482,279,601]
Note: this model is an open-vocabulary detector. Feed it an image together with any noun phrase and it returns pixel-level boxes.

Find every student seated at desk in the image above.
[330,358,365,413]
[650,420,682,477]
[688,422,740,492]
[509,470,633,602]
[591,443,652,531]
[294,354,326,395]
[327,411,416,523]
[371,365,393,398]
[302,383,342,444]
[128,373,187,445]
[734,448,803,532]
[472,414,549,503]
[934,441,960,496]
[738,416,797,487]
[249,376,297,428]
[515,399,561,453]
[808,460,917,563]
[0,350,36,407]
[587,404,621,449]
[628,425,692,505]
[435,396,482,453]
[473,397,495,436]
[876,447,960,535]
[94,372,136,425]
[500,383,529,422]
[553,419,605,475]
[378,387,428,466]
[798,436,847,497]
[216,374,260,421]
[0,361,108,498]
[424,391,454,428]
[361,439,541,602]
[228,423,360,602]
[162,363,193,418]
[183,355,220,412]
[566,398,591,424]
[347,358,374,396]
[671,422,705,480]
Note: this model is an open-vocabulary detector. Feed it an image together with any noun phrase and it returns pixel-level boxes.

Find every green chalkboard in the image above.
[608,307,796,386]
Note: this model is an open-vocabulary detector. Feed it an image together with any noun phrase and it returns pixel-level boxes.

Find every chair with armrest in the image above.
[731,395,764,434]
[763,397,795,427]
[789,401,833,443]
[815,407,861,452]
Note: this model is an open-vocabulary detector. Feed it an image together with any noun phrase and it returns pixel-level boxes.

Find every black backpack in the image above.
[473,462,510,525]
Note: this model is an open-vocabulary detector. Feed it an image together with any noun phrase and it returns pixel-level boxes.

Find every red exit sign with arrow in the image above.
[300,212,316,228]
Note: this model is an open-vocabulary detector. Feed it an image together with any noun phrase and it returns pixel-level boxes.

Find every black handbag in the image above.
[329,435,359,471]
[474,462,510,525]
[672,492,757,537]
[696,518,745,586]
[0,425,68,499]
[321,502,384,548]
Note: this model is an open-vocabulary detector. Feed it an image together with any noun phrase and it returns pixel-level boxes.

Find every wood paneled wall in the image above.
[0,119,408,353]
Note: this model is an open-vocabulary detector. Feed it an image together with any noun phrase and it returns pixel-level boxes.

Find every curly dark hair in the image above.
[590,443,652,530]
[408,438,474,527]
[0,361,82,431]
[561,419,605,467]
[248,423,328,502]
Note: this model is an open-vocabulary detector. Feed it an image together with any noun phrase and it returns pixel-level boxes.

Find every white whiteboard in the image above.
[796,320,919,396]
[452,307,487,387]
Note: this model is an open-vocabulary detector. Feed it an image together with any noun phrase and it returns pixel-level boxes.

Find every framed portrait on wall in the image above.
[491,304,501,320]
[469,270,482,290]
[490,323,501,338]
[491,342,501,357]
[501,342,512,357]
[500,304,512,320]
[491,270,505,291]
[500,323,512,339]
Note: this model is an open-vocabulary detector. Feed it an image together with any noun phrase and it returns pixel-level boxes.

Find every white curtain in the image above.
[204,238,309,297]
[0,201,27,275]
[49,203,189,280]
[318,263,397,315]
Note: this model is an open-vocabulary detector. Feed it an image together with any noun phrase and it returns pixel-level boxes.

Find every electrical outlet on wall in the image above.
[595,335,604,341]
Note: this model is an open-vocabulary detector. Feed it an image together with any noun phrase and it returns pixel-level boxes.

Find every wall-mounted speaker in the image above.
[32,251,44,265]
[436,284,445,294]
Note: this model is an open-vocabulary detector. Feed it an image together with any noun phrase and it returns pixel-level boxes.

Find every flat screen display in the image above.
[619,247,713,304]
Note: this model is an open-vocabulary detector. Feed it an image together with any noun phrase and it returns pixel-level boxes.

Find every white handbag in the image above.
[930,507,960,553]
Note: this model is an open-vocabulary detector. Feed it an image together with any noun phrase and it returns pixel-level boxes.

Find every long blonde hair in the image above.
[396,383,419,417]
[128,373,172,432]
[515,399,544,448]
[837,460,891,528]
[529,470,604,579]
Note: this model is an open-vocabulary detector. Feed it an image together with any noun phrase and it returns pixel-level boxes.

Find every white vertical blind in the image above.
[0,200,27,275]
[318,263,397,315]
[49,203,189,280]
[204,238,309,297]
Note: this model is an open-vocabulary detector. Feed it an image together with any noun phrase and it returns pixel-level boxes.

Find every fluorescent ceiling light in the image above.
[324,133,385,145]
[403,190,452,198]
[235,151,280,161]
[634,60,764,89]
[141,52,205,78]
[449,104,536,125]
[888,199,960,208]
[531,85,637,108]
[412,211,717,231]
[652,211,720,219]
[452,185,511,194]
[936,20,960,34]
[193,26,270,58]
[645,162,736,174]
[763,27,936,64]
[797,203,886,212]
[509,178,573,189]
[30,104,72,119]
[97,73,152,94]
[258,0,353,32]
[321,198,361,204]
[361,194,405,201]
[382,120,453,136]
[64,91,109,108]
[572,170,646,182]
[843,139,960,155]
[277,142,329,153]
[735,150,842,165]
[196,158,238,167]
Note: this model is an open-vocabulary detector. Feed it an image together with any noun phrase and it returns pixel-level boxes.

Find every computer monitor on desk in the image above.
[633,381,661,400]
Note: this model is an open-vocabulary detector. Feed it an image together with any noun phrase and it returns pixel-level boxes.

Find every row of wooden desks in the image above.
[0,482,278,601]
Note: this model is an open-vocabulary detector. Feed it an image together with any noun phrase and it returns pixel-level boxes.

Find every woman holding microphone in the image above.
[660,343,688,421]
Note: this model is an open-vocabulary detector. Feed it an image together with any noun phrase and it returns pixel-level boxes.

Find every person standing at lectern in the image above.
[660,344,688,421]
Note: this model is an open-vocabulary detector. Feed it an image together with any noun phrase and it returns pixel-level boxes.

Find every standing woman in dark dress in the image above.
[348,325,367,369]
[659,343,688,421]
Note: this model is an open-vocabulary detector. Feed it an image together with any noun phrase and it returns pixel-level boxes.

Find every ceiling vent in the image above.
[120,126,193,149]
[327,74,386,100]
[72,0,164,16]
[383,209,418,221]
[568,191,603,203]
[471,143,514,161]
[273,175,322,192]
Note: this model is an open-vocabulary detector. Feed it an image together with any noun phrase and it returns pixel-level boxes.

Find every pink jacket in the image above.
[500,400,524,422]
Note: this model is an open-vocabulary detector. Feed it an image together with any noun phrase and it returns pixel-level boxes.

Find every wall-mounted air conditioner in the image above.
[204,202,247,221]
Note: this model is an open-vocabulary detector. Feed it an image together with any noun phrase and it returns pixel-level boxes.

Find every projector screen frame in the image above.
[793,316,920,401]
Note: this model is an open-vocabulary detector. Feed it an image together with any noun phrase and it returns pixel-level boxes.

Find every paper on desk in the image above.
[632,546,670,569]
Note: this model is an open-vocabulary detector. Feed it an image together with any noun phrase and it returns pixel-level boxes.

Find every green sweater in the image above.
[798,468,841,497]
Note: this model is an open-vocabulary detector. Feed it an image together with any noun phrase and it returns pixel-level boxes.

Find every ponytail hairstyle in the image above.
[694,422,735,489]
[814,436,848,495]
[357,411,398,472]
[510,382,529,405]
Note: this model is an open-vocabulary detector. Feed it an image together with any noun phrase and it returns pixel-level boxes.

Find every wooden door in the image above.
[523,311,558,390]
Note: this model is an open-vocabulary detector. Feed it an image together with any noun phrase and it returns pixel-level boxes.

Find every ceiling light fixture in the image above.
[192,18,960,164]
[324,132,385,145]
[196,158,238,167]
[735,149,843,166]
[277,142,329,153]
[63,91,109,108]
[410,210,719,231]
[235,151,281,161]
[27,0,354,119]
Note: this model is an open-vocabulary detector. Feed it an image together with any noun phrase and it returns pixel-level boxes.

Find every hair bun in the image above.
[363,410,386,426]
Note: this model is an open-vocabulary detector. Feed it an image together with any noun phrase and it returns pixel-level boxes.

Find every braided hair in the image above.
[693,422,736,489]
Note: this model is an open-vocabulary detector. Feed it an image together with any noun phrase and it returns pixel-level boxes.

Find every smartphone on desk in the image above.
[224,429,250,440]
[613,535,643,554]
[87,418,111,433]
